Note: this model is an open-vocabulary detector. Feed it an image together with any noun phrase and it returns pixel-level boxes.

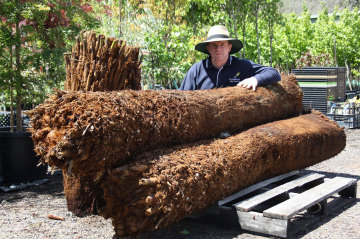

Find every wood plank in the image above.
[263,177,358,220]
[218,171,299,206]
[237,211,289,238]
[234,173,325,212]
[237,193,357,238]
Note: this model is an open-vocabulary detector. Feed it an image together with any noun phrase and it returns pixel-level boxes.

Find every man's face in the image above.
[206,41,232,63]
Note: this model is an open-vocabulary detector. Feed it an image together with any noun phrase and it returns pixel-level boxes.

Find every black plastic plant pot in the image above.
[0,129,47,184]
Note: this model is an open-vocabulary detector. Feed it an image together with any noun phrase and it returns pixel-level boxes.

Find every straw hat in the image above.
[195,25,243,55]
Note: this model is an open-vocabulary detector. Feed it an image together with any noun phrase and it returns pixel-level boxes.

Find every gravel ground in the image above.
[0,128,359,239]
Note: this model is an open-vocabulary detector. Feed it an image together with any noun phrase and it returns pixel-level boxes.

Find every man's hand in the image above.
[237,77,258,91]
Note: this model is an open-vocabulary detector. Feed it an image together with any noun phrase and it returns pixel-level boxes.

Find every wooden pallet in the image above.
[189,171,358,238]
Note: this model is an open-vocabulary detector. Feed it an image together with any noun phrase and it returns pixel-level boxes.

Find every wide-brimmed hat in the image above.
[195,25,243,55]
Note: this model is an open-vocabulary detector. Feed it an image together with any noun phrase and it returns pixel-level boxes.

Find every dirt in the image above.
[0,127,358,239]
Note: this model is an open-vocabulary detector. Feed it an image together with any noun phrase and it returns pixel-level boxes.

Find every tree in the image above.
[223,0,250,58]
[237,0,251,59]
[262,0,282,67]
[334,8,360,89]
[250,0,265,64]
[142,23,193,88]
[0,0,99,131]
[272,8,314,72]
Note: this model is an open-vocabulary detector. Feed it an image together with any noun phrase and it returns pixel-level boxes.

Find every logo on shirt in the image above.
[229,72,241,82]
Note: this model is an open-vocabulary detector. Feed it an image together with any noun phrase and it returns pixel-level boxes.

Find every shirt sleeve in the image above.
[179,64,198,90]
[247,60,281,86]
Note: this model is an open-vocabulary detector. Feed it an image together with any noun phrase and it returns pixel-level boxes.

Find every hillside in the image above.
[280,0,359,15]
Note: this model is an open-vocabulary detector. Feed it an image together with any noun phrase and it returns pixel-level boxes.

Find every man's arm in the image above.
[179,71,196,90]
[179,62,201,90]
[237,60,281,91]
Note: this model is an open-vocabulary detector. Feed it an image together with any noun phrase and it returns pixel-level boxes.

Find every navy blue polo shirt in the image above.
[179,56,281,90]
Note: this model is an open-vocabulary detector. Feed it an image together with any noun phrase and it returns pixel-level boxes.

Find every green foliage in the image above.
[335,8,360,67]
[142,24,193,88]
[2,0,360,101]
[0,0,99,111]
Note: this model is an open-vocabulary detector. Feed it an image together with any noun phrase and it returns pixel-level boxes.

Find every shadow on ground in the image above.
[0,169,358,239]
[0,170,64,203]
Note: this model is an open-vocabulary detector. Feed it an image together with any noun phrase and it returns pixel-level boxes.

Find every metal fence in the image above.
[0,112,30,128]
[327,102,360,128]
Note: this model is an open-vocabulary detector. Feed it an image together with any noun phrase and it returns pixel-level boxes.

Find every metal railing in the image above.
[327,102,360,128]
[0,112,30,129]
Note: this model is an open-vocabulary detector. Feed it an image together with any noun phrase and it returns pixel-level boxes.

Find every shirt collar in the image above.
[205,55,232,69]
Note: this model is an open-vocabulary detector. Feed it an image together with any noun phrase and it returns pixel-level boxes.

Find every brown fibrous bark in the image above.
[63,31,141,92]
[101,111,345,237]
[62,31,142,217]
[62,171,106,217]
[28,75,303,177]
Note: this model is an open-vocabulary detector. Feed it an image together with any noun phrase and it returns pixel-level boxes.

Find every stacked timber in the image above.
[63,31,141,91]
[28,75,303,177]
[101,111,345,236]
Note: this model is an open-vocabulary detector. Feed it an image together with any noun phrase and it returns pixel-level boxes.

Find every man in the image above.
[179,25,281,91]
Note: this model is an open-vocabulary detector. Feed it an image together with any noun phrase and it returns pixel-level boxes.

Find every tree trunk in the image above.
[345,59,353,91]
[28,75,303,177]
[334,36,337,67]
[15,15,23,132]
[15,94,22,131]
[102,111,345,237]
[62,172,106,217]
[230,0,238,39]
[61,30,141,217]
[191,3,196,34]
[9,46,14,132]
[119,0,122,38]
[270,26,274,67]
[256,12,261,63]
[242,24,246,59]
